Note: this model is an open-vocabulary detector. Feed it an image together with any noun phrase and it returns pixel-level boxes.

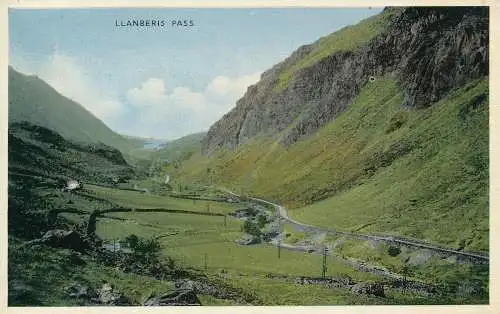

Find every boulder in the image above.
[144,289,201,306]
[235,234,261,245]
[67,252,86,266]
[95,283,130,305]
[335,275,354,286]
[174,279,219,296]
[350,282,385,297]
[175,279,197,292]
[65,283,89,299]
[40,229,87,252]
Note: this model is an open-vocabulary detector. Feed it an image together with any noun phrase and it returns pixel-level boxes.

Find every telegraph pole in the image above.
[322,246,328,279]
[204,253,208,271]
[277,209,281,259]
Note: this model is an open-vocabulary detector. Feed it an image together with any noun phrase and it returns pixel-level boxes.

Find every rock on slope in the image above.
[202,7,488,155]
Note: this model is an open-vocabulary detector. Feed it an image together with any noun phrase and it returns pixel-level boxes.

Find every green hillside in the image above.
[155,132,205,163]
[174,76,489,252]
[8,66,138,153]
[146,132,206,177]
[8,122,135,187]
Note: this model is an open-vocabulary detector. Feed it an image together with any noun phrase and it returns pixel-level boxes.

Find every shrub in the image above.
[387,245,401,257]
[125,234,139,249]
[385,111,409,133]
[125,234,161,260]
[257,215,269,228]
[243,220,262,237]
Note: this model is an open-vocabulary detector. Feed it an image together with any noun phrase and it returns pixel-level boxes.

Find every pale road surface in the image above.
[218,187,489,262]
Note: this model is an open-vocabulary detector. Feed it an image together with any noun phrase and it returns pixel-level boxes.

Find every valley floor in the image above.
[8,175,489,306]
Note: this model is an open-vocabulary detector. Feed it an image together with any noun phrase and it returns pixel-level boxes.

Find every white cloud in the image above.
[13,52,125,124]
[39,53,125,121]
[126,72,260,139]
[12,52,261,139]
[127,78,168,107]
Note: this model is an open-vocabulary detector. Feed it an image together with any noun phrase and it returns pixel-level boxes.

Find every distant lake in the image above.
[142,139,167,149]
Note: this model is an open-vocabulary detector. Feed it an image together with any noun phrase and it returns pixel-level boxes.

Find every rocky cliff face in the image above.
[202,7,488,155]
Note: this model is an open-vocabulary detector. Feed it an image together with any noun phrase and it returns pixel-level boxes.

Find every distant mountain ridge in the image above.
[154,132,206,162]
[8,66,139,153]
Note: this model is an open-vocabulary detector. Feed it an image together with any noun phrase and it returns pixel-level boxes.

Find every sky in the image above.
[9,7,382,140]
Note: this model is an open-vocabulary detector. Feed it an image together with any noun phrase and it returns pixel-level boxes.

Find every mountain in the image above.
[202,7,488,154]
[8,66,138,153]
[8,121,136,238]
[146,132,206,178]
[174,7,489,252]
[8,121,134,187]
[154,132,206,163]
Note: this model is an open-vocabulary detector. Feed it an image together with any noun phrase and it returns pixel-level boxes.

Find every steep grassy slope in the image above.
[8,66,137,153]
[174,76,488,252]
[8,122,136,238]
[8,122,134,185]
[275,7,401,90]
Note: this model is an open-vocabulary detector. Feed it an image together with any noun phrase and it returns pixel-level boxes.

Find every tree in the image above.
[125,234,139,249]
[257,215,268,228]
[401,264,414,294]
[243,220,262,237]
[125,234,161,262]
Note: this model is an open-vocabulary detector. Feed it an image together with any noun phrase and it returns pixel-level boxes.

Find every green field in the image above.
[96,209,374,281]
[87,184,242,214]
[92,186,488,305]
[91,187,410,305]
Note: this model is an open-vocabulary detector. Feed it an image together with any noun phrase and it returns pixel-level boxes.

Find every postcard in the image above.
[5,3,492,309]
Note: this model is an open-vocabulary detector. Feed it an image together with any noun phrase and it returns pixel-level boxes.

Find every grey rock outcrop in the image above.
[350,282,386,297]
[95,283,130,305]
[144,285,201,306]
[65,283,89,299]
[39,229,87,252]
[235,234,261,245]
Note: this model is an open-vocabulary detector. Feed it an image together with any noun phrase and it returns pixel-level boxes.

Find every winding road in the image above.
[219,188,489,263]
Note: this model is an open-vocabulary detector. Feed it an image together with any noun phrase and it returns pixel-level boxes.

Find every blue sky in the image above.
[9,7,382,139]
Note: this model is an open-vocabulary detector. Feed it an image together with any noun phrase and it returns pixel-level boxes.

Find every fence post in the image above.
[204,253,208,271]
